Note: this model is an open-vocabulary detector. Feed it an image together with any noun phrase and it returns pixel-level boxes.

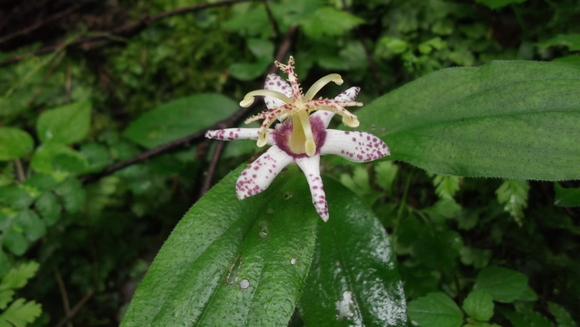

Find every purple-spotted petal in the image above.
[264,74,292,110]
[205,128,275,145]
[311,86,361,127]
[319,130,390,162]
[295,156,329,221]
[236,146,293,200]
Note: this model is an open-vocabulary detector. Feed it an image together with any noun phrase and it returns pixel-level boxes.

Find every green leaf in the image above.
[14,210,45,242]
[0,186,34,210]
[0,128,34,161]
[123,94,238,149]
[554,183,580,207]
[356,61,580,181]
[299,179,406,326]
[34,192,61,226]
[547,302,575,327]
[229,38,274,81]
[0,298,42,327]
[0,290,14,310]
[475,0,527,9]
[537,34,580,51]
[36,100,92,144]
[473,266,528,303]
[463,289,494,322]
[2,226,28,256]
[21,174,58,194]
[121,166,319,326]
[375,161,399,195]
[433,175,461,199]
[54,177,86,214]
[300,7,364,39]
[0,262,39,290]
[496,179,529,222]
[407,292,464,327]
[30,143,87,174]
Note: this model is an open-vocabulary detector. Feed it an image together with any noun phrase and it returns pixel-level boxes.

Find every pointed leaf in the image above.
[300,178,406,327]
[463,289,494,322]
[554,183,580,207]
[0,128,34,161]
[407,292,463,327]
[123,94,238,149]
[473,266,528,303]
[121,166,318,327]
[36,100,91,144]
[357,61,580,181]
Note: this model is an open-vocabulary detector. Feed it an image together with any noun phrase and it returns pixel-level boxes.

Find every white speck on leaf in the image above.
[239,279,250,289]
[335,291,355,320]
[290,258,297,265]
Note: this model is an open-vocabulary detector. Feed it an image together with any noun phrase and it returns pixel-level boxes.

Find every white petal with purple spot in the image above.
[320,130,390,162]
[295,156,329,222]
[264,74,292,110]
[236,146,293,200]
[206,128,275,145]
[312,86,361,127]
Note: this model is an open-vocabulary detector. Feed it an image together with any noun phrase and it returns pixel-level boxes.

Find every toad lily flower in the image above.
[206,56,389,221]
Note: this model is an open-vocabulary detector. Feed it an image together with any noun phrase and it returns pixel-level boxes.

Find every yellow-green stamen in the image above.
[304,74,343,101]
[240,90,292,107]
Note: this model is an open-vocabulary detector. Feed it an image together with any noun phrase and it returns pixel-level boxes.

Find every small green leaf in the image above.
[79,142,111,173]
[547,302,575,327]
[121,166,318,326]
[300,7,364,39]
[21,174,58,194]
[34,192,61,226]
[475,0,527,9]
[36,100,92,144]
[2,227,28,256]
[30,143,87,174]
[407,292,464,327]
[229,38,274,81]
[463,289,494,322]
[0,262,39,290]
[0,298,42,327]
[0,186,34,210]
[300,178,406,326]
[0,128,34,161]
[496,179,529,222]
[123,94,238,149]
[356,61,580,181]
[537,34,580,51]
[14,210,45,242]
[554,183,580,207]
[54,177,86,214]
[0,290,14,310]
[473,266,528,303]
[51,152,89,173]
[375,161,399,195]
[433,175,461,199]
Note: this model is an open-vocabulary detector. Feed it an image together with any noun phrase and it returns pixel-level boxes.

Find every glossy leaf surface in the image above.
[123,94,238,149]
[300,178,406,327]
[356,61,580,181]
[121,166,319,326]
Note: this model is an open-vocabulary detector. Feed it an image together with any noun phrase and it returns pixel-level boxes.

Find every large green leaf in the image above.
[0,128,34,161]
[356,61,580,181]
[123,94,238,149]
[300,178,406,327]
[473,266,528,303]
[121,166,319,326]
[407,292,464,327]
[36,100,92,144]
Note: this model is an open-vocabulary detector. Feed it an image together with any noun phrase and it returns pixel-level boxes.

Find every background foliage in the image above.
[0,0,579,326]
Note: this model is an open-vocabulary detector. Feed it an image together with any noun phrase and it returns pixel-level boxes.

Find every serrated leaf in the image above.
[547,302,575,327]
[36,100,91,144]
[0,290,14,310]
[473,266,528,303]
[300,7,364,39]
[34,192,61,226]
[0,262,39,290]
[121,166,319,326]
[475,0,527,9]
[356,61,580,181]
[433,175,461,199]
[407,292,464,327]
[123,94,238,149]
[2,228,28,256]
[13,210,45,242]
[554,183,580,207]
[299,179,406,327]
[0,186,34,210]
[54,177,86,214]
[0,298,42,327]
[496,179,529,221]
[0,128,34,161]
[463,289,494,322]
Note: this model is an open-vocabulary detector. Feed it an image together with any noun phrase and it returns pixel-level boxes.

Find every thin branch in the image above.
[54,268,73,327]
[268,25,297,75]
[0,3,85,44]
[55,288,95,327]
[261,0,280,38]
[200,140,226,196]
[0,0,257,67]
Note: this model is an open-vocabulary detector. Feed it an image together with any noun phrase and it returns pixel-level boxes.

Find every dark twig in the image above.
[54,288,95,327]
[267,25,297,75]
[200,140,226,196]
[0,3,85,44]
[80,106,252,184]
[0,0,257,67]
[54,269,73,327]
[261,0,280,38]
[356,29,383,95]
